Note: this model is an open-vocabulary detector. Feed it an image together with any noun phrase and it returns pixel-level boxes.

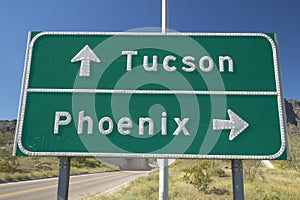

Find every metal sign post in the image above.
[57,157,71,200]
[158,159,168,200]
[232,160,244,200]
[159,1,169,200]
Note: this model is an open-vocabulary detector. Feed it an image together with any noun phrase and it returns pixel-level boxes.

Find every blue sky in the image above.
[0,0,299,119]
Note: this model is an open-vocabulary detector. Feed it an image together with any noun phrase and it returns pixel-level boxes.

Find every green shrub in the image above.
[71,157,103,168]
[83,158,103,168]
[213,167,228,177]
[183,161,214,192]
[34,162,53,170]
[207,187,230,195]
[262,193,280,200]
[243,160,261,182]
[14,173,30,181]
[3,174,13,182]
[0,159,19,173]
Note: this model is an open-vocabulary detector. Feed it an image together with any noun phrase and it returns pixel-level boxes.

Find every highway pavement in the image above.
[0,171,149,200]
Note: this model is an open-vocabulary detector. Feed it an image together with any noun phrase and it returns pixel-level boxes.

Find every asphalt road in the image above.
[0,171,149,200]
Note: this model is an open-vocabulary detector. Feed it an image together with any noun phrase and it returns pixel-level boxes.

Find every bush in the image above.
[207,187,230,195]
[244,160,261,182]
[213,167,228,177]
[34,162,53,170]
[3,174,13,182]
[71,157,103,168]
[14,173,30,181]
[83,158,103,168]
[183,161,213,192]
[0,159,19,173]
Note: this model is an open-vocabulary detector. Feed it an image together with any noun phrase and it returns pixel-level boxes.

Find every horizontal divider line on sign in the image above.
[26,88,278,96]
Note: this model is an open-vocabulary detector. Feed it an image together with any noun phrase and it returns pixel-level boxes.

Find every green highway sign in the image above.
[14,32,288,159]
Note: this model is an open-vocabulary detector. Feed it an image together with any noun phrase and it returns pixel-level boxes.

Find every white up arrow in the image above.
[71,45,100,77]
[213,109,249,141]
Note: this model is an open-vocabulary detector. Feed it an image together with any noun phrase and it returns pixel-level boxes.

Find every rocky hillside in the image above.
[0,120,16,134]
[285,99,300,134]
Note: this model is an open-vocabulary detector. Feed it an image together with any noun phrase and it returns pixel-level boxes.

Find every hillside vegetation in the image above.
[94,158,300,200]
[94,132,300,200]
[0,120,117,183]
[91,99,300,200]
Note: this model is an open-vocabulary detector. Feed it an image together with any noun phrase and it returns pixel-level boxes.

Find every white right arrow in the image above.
[213,109,249,141]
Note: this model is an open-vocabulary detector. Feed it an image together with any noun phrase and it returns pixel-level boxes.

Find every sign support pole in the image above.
[57,157,71,200]
[158,159,168,200]
[162,0,167,33]
[231,160,244,200]
[158,0,168,200]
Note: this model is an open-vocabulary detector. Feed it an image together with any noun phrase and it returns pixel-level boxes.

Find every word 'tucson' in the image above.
[122,50,234,73]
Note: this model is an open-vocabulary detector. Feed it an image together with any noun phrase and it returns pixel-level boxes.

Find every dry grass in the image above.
[92,159,300,200]
[0,156,118,183]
